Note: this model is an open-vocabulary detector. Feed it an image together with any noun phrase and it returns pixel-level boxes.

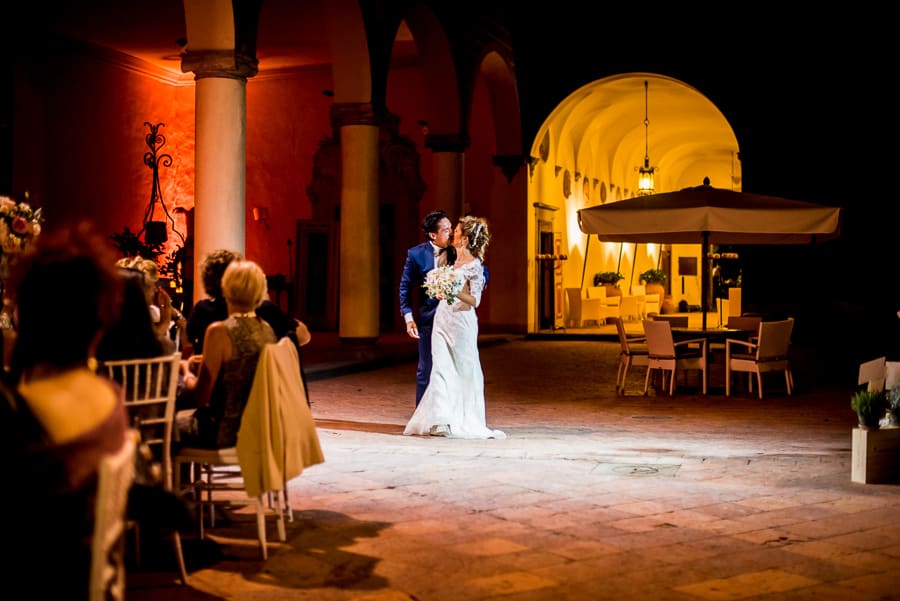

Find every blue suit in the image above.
[399,241,440,406]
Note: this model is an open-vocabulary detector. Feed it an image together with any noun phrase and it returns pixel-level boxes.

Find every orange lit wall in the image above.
[13,44,193,263]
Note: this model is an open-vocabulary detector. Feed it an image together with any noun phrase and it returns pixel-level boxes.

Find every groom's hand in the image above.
[406,320,420,339]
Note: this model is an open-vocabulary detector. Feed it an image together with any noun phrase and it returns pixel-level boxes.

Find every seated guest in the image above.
[186,248,309,353]
[96,266,168,360]
[1,221,128,599]
[176,260,276,449]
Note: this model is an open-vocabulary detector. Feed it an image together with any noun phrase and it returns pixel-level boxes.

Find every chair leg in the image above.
[725,367,731,396]
[255,496,268,561]
[643,366,652,395]
[756,373,764,399]
[668,369,675,395]
[172,531,188,584]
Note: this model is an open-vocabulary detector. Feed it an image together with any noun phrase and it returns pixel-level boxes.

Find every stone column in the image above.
[426,133,467,217]
[330,102,380,342]
[181,50,258,303]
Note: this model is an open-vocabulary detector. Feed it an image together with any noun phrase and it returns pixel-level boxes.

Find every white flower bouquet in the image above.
[423,265,463,305]
[0,195,43,255]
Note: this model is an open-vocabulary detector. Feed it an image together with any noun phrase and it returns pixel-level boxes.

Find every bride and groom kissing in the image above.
[398,210,505,439]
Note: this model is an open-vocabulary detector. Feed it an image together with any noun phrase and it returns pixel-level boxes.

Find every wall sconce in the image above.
[138,122,184,246]
[252,206,270,230]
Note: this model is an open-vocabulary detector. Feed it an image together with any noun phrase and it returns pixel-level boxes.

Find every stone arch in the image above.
[527,72,741,331]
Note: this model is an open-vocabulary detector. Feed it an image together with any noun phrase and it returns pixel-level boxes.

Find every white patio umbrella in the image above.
[577,180,841,329]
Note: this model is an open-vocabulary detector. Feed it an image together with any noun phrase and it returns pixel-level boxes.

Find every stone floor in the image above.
[126,324,900,601]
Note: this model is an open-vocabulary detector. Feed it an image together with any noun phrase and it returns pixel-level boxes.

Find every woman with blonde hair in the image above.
[404,215,504,439]
[176,260,276,448]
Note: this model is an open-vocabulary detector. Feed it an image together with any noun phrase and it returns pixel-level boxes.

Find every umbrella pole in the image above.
[701,232,709,330]
[616,243,623,274]
[581,235,591,288]
[628,243,638,294]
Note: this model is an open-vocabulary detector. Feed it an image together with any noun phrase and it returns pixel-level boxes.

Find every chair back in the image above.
[644,293,660,316]
[565,287,583,310]
[755,319,793,361]
[886,362,900,390]
[100,352,181,488]
[586,286,606,301]
[610,317,647,355]
[614,317,628,349]
[642,319,676,358]
[858,356,887,392]
[90,429,138,601]
[631,284,646,296]
[727,315,762,333]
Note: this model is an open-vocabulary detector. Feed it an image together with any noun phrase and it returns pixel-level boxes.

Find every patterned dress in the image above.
[192,314,276,448]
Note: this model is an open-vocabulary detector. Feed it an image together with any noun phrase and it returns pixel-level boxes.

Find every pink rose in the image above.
[11,216,28,234]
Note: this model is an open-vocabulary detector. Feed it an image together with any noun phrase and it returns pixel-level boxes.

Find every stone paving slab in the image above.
[128,338,900,601]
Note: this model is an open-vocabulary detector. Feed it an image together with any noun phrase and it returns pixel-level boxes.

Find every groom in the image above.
[399,210,455,406]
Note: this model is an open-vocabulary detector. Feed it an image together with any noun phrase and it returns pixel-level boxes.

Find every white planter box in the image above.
[851,427,900,484]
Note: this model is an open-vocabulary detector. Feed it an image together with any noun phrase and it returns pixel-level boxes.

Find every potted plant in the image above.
[594,271,624,297]
[639,268,670,313]
[639,268,667,286]
[851,389,886,430]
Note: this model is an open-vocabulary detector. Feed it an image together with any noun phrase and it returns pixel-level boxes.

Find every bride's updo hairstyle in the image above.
[459,215,491,261]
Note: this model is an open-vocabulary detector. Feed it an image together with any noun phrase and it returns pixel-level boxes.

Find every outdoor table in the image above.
[671,327,752,392]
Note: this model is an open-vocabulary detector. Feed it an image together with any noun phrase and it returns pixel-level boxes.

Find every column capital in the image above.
[425,133,469,153]
[181,50,259,80]
[492,154,526,183]
[329,103,381,129]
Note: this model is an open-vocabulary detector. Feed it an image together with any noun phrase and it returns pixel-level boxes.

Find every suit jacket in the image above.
[399,241,440,328]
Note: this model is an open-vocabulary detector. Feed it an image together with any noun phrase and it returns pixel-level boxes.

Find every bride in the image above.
[404,215,506,439]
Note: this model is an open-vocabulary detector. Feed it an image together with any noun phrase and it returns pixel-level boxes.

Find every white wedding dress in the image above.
[404,258,506,439]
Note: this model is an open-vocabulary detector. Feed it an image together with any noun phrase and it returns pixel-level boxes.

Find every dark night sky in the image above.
[508,7,887,209]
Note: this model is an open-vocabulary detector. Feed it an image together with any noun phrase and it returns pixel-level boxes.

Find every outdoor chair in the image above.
[858,356,887,392]
[642,319,707,395]
[565,287,604,328]
[614,317,648,394]
[725,318,794,398]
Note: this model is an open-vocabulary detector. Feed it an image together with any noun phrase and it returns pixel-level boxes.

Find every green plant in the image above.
[639,268,667,285]
[851,389,886,426]
[594,271,624,286]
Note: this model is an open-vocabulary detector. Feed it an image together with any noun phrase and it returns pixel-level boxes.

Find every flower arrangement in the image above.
[0,195,43,255]
[423,265,463,305]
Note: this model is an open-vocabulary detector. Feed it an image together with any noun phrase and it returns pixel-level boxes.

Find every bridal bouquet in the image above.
[0,195,43,255]
[423,265,463,305]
